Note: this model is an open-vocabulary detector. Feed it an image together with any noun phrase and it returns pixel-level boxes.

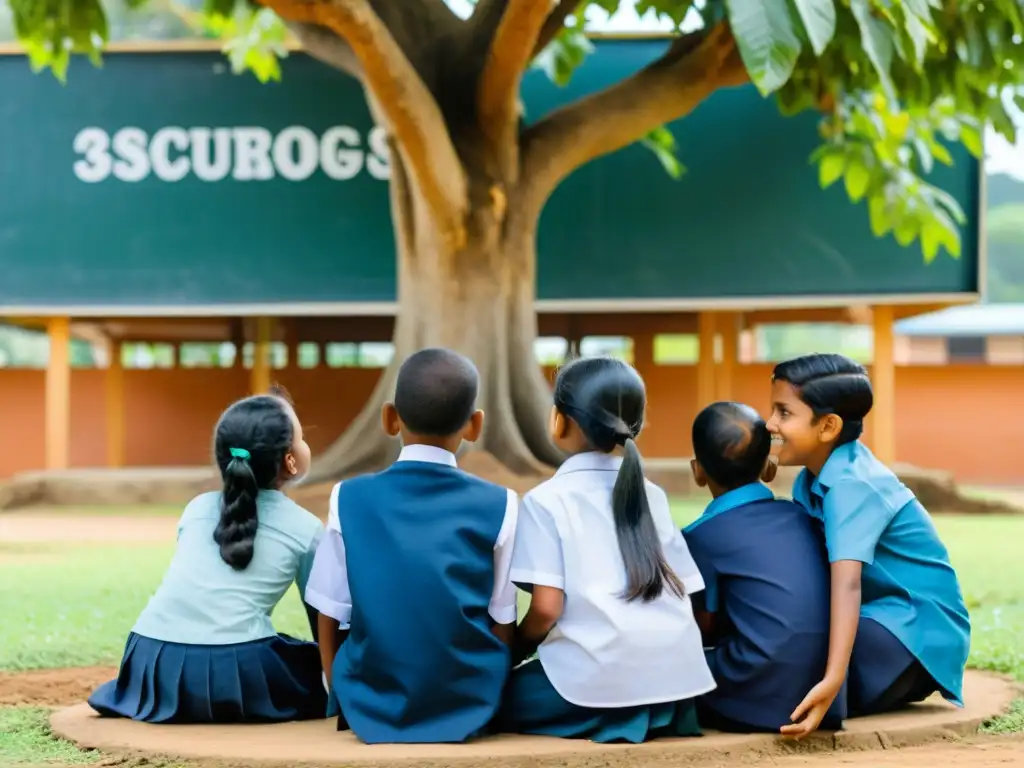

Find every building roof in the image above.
[894,303,1024,337]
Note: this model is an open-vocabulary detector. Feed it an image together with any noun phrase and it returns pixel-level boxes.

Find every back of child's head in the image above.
[394,348,479,436]
[693,402,771,489]
[553,356,685,603]
[771,353,873,446]
[212,393,294,571]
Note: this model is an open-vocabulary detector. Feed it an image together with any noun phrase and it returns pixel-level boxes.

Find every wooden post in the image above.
[632,331,654,379]
[716,312,741,402]
[45,317,71,471]
[697,311,716,410]
[871,305,896,464]
[106,338,125,468]
[251,317,274,395]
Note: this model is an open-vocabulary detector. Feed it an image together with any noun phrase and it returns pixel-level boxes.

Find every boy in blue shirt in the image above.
[683,402,844,733]
[304,348,518,744]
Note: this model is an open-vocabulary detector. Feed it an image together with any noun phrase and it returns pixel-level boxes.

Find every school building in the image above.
[1,38,1011,486]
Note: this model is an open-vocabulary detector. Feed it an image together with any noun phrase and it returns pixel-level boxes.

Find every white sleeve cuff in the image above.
[683,572,705,595]
[510,569,565,590]
[305,587,352,628]
[488,603,518,625]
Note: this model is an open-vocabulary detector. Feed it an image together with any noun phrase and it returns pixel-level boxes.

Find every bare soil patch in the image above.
[0,514,176,544]
[0,667,116,707]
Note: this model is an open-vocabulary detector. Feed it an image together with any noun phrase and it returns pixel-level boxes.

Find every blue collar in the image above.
[793,442,863,513]
[684,483,774,533]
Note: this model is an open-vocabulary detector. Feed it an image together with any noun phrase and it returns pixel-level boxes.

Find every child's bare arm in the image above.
[492,622,515,646]
[513,585,564,664]
[318,612,341,688]
[694,610,717,642]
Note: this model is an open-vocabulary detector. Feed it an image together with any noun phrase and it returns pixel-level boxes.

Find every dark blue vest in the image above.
[332,461,511,743]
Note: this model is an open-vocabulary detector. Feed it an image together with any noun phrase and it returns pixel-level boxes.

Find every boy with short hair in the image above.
[683,402,844,733]
[304,348,517,744]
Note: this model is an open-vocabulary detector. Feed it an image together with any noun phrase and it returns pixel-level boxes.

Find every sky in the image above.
[446,0,1024,181]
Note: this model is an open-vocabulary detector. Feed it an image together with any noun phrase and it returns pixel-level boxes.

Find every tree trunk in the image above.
[304,150,563,485]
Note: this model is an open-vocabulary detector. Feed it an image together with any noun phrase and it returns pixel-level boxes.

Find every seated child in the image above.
[501,356,714,744]
[683,401,843,733]
[768,353,970,738]
[304,348,518,744]
[89,390,326,723]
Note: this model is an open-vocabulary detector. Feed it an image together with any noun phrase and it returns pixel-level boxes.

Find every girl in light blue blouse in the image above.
[766,353,969,739]
[89,390,327,724]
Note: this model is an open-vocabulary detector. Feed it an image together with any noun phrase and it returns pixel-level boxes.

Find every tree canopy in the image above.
[8,0,1023,262]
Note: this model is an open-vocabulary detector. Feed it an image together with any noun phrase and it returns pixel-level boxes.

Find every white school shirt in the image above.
[304,444,520,627]
[510,451,715,708]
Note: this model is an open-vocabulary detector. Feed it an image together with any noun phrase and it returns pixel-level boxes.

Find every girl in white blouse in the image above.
[501,356,714,743]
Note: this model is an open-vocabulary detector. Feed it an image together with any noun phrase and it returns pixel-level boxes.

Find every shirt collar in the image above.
[684,483,773,533]
[792,442,861,512]
[397,444,458,467]
[555,451,622,475]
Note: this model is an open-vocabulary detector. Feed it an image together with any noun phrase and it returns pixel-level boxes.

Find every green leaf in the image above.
[634,0,698,28]
[902,11,929,67]
[868,195,891,237]
[533,26,594,87]
[894,218,919,247]
[928,138,953,166]
[850,0,896,98]
[818,151,846,187]
[844,158,871,201]
[960,124,984,158]
[724,0,803,95]
[641,126,686,179]
[791,0,836,56]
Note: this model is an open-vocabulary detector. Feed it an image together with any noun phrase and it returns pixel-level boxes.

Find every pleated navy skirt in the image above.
[499,659,702,744]
[88,632,327,724]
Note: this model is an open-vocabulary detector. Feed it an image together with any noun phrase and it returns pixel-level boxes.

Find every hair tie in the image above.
[229,447,251,460]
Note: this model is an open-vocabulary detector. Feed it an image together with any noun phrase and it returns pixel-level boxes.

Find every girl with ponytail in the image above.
[501,356,714,743]
[768,353,969,738]
[89,390,327,724]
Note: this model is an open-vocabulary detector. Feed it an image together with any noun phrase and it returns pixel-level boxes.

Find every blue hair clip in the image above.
[229,447,251,461]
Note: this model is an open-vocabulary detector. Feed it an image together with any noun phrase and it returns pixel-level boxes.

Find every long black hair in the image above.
[212,394,294,570]
[554,356,685,603]
[771,353,874,446]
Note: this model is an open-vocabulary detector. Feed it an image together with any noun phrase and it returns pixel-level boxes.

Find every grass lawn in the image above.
[1,499,1022,764]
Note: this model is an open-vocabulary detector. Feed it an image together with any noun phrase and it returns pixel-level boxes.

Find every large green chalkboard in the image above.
[0,39,979,313]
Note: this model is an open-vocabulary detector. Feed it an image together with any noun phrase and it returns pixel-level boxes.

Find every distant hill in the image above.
[986,172,1024,302]
[987,171,1024,208]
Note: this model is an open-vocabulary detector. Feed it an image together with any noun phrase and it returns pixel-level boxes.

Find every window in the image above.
[241,342,288,369]
[653,334,698,364]
[946,336,986,363]
[297,342,320,369]
[580,336,633,363]
[123,342,176,369]
[753,323,872,363]
[324,342,394,368]
[534,337,568,366]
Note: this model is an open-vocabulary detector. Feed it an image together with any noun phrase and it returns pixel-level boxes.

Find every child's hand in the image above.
[780,678,841,739]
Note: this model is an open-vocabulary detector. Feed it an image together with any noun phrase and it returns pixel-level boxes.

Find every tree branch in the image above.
[477,0,555,182]
[257,0,468,249]
[520,22,748,208]
[532,0,582,57]
[289,22,362,79]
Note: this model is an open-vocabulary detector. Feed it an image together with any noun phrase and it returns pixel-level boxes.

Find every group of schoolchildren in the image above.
[88,348,971,745]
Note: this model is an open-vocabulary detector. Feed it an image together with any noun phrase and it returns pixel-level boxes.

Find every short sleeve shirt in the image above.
[133,490,323,645]
[510,451,715,708]
[791,441,971,705]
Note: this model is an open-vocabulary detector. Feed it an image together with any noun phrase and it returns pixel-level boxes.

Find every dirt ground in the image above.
[0,667,117,707]
[0,513,176,544]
